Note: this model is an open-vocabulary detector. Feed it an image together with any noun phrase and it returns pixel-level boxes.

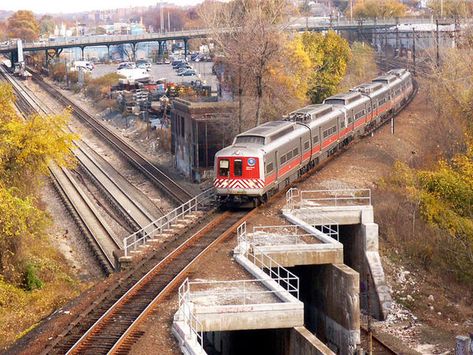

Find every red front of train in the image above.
[214,147,265,200]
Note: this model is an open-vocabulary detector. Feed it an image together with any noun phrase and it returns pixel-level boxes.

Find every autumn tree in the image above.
[338,42,378,91]
[352,0,407,19]
[0,22,7,41]
[295,31,351,103]
[39,15,55,36]
[427,0,471,18]
[7,10,40,41]
[0,83,75,278]
[200,0,296,129]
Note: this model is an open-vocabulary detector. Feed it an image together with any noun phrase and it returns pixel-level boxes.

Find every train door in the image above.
[275,151,279,182]
[299,137,303,165]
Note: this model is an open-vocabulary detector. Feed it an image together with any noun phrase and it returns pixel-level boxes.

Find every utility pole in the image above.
[436,19,440,68]
[412,27,416,76]
[350,0,353,23]
[440,0,444,19]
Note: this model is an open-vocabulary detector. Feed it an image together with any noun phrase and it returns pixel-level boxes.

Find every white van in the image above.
[73,61,94,71]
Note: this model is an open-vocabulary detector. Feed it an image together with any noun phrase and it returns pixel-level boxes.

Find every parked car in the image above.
[136,59,151,70]
[164,58,171,64]
[176,67,188,75]
[171,60,185,68]
[175,63,192,71]
[73,60,94,71]
[178,69,197,76]
[117,62,136,70]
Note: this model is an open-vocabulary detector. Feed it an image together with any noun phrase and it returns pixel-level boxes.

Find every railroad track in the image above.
[29,71,193,205]
[43,208,253,354]
[74,140,158,232]
[361,326,399,354]
[2,68,168,255]
[49,165,119,274]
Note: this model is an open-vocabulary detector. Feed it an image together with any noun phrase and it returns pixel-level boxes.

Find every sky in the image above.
[0,0,203,14]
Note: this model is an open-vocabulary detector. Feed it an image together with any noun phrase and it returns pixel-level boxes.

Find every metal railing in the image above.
[286,188,371,209]
[183,278,295,307]
[237,222,299,299]
[123,188,214,257]
[178,279,204,350]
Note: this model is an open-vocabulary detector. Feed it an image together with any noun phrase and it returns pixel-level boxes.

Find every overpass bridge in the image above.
[0,17,440,65]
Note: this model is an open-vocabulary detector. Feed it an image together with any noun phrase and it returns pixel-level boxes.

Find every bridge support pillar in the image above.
[131,43,136,61]
[158,40,164,60]
[80,46,85,60]
[10,51,18,67]
[107,45,111,61]
[183,38,188,61]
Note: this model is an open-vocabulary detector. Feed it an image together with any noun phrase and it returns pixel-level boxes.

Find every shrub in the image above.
[24,264,43,291]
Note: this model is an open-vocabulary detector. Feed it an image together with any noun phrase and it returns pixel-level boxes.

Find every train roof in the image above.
[323,90,363,105]
[372,74,399,84]
[286,104,333,122]
[236,120,295,140]
[215,144,263,158]
[387,68,409,77]
[351,82,384,94]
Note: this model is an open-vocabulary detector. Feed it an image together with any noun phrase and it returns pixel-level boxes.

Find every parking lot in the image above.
[91,61,218,91]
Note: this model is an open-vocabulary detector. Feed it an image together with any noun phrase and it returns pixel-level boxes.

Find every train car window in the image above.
[266,162,274,173]
[323,126,337,139]
[287,151,293,160]
[281,155,287,164]
[219,159,230,177]
[293,148,299,157]
[304,141,310,151]
[313,136,319,143]
[234,160,243,177]
[340,120,346,128]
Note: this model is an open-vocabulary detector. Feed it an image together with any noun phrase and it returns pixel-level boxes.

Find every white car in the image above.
[73,60,94,71]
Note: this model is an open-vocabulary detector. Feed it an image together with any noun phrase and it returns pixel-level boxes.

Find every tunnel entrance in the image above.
[203,328,291,355]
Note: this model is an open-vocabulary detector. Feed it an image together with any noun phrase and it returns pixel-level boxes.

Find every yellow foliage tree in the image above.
[353,0,407,19]
[0,85,81,349]
[7,10,40,42]
[0,83,75,280]
[297,31,351,103]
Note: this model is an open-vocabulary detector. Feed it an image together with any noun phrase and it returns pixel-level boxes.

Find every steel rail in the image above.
[74,141,158,231]
[49,165,118,273]
[29,72,193,205]
[361,326,399,354]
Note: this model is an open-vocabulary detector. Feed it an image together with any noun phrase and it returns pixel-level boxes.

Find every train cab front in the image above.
[213,149,265,208]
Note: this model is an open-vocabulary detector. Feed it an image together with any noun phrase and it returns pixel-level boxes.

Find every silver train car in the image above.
[214,69,414,205]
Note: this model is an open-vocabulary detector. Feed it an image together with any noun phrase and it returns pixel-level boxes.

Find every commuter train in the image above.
[214,69,414,205]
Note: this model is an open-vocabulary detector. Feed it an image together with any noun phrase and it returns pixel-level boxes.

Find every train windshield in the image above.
[234,159,243,177]
[219,159,230,177]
